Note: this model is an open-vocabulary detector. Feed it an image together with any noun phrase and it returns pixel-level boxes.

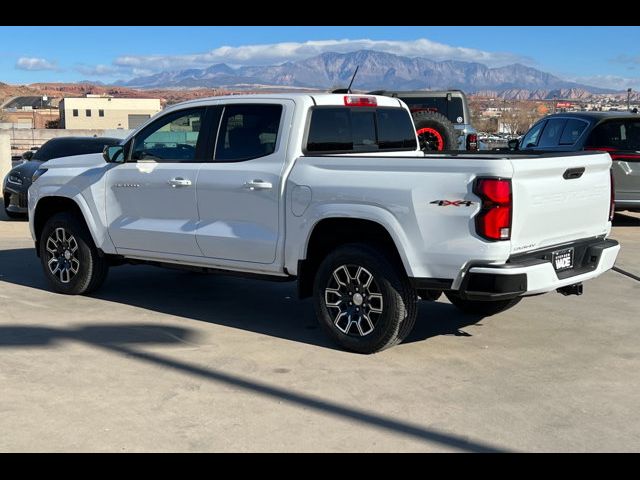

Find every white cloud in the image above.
[111,38,527,74]
[75,64,121,76]
[16,57,59,71]
[572,74,640,91]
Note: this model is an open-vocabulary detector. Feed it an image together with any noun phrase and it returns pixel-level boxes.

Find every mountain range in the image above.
[120,50,613,99]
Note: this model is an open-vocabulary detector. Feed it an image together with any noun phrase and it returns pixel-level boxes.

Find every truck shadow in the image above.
[613,212,640,227]
[0,247,484,350]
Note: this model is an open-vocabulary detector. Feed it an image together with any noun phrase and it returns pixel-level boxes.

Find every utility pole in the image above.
[553,95,557,114]
[627,88,632,111]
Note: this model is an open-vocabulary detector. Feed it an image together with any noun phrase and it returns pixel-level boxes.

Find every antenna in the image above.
[330,66,360,94]
[346,66,359,93]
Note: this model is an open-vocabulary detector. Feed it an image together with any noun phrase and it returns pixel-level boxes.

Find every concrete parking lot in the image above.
[0,210,638,452]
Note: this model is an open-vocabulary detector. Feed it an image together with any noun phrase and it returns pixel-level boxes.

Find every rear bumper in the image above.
[457,237,620,300]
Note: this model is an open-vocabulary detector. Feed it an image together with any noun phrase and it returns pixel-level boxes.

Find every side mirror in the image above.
[22,150,34,161]
[508,138,520,151]
[103,145,125,163]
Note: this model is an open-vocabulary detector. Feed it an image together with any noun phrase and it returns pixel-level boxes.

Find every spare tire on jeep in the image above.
[412,111,459,151]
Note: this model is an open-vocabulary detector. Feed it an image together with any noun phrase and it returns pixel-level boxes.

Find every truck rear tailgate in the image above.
[509,151,612,254]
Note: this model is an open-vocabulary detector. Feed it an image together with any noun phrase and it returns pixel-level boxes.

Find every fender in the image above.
[285,202,420,277]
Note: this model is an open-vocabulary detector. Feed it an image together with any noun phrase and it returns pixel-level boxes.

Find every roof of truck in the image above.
[164,92,405,111]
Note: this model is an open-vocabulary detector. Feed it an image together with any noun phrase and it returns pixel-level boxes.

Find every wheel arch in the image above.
[296,215,415,299]
[33,196,104,256]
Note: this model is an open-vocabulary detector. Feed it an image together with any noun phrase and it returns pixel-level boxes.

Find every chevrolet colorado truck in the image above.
[28,93,620,353]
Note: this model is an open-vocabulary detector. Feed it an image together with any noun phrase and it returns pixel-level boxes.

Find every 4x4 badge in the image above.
[430,200,475,207]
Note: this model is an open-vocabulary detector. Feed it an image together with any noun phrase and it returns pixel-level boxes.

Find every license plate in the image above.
[552,247,574,271]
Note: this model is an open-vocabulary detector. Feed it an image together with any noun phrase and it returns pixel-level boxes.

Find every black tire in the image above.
[39,212,109,295]
[444,292,521,316]
[3,194,24,219]
[313,243,417,354]
[412,111,459,151]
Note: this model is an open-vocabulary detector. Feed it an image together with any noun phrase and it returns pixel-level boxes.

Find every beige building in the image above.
[59,96,162,130]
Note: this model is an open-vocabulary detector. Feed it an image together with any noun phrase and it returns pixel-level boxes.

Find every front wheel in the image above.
[39,212,109,295]
[313,244,417,354]
[444,292,521,316]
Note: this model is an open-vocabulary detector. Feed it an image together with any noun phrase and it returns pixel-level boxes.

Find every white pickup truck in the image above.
[28,93,620,353]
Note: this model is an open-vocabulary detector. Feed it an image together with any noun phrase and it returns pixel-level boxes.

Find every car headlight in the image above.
[8,174,23,185]
[32,168,48,183]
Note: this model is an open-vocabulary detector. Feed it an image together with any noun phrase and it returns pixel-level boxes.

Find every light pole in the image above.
[627,88,632,111]
[553,95,557,114]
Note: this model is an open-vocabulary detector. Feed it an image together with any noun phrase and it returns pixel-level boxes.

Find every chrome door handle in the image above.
[244,179,273,191]
[168,177,192,188]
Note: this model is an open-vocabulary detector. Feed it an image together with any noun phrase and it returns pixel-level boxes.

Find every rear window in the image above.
[33,138,120,161]
[586,119,640,150]
[399,97,465,124]
[306,107,417,153]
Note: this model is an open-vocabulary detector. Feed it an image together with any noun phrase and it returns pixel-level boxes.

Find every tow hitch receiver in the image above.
[557,283,583,296]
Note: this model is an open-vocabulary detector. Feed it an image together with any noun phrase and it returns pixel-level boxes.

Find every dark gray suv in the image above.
[3,136,121,218]
[515,112,640,212]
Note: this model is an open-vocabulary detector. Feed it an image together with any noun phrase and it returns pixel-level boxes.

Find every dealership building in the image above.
[59,96,162,130]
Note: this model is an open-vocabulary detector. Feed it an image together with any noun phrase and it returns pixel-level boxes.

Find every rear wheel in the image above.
[412,111,459,151]
[39,212,109,295]
[313,244,417,354]
[445,292,521,316]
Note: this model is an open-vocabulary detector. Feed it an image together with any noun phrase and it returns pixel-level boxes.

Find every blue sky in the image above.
[2,26,639,89]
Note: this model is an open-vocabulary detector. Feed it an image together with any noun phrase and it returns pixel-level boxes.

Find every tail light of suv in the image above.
[466,133,478,151]
[474,178,512,241]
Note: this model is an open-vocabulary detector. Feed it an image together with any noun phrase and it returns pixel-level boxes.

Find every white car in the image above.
[28,93,619,353]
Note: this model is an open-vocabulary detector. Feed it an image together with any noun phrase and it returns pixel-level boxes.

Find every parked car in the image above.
[369,89,478,151]
[3,136,121,218]
[511,112,640,212]
[28,94,618,353]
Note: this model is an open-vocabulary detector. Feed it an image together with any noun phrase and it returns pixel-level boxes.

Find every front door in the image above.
[106,107,207,257]
[196,101,291,265]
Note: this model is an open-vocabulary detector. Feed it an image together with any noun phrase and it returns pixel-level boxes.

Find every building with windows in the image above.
[58,96,162,130]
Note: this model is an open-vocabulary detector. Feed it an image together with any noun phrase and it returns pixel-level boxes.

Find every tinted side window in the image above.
[520,120,546,149]
[400,97,465,124]
[538,118,567,148]
[307,107,417,152]
[586,120,640,150]
[559,119,588,145]
[131,108,204,162]
[215,104,282,161]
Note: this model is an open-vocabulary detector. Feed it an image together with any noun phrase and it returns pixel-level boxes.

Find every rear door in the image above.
[509,151,612,252]
[195,100,292,265]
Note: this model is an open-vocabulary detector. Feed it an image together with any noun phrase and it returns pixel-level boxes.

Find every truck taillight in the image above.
[344,95,377,107]
[474,178,512,241]
[609,169,615,222]
[466,133,478,151]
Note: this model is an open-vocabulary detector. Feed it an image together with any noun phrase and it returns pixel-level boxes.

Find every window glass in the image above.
[586,119,640,150]
[32,137,120,161]
[307,107,417,152]
[72,109,78,117]
[377,108,418,149]
[132,108,203,162]
[400,97,465,124]
[86,109,91,117]
[99,109,105,117]
[537,118,567,148]
[215,104,282,161]
[520,120,546,149]
[559,119,588,145]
